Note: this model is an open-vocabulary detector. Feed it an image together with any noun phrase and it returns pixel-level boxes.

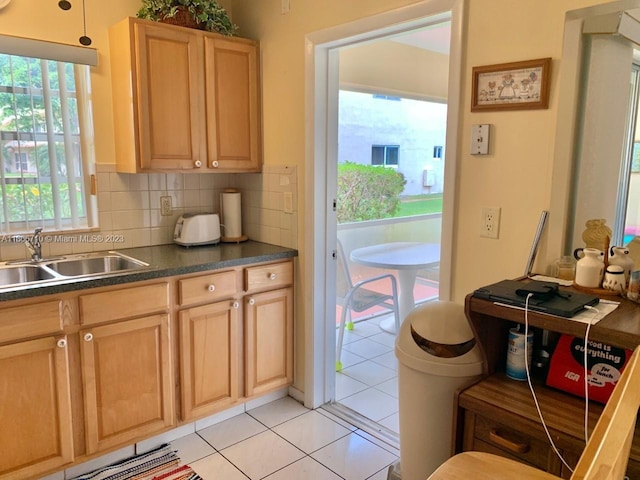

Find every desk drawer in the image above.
[178,270,237,306]
[471,412,556,472]
[244,261,293,293]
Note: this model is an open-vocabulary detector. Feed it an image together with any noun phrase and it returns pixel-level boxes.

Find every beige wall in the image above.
[230,0,615,392]
[230,0,611,297]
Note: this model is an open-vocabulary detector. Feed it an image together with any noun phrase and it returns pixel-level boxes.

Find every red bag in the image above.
[545,334,632,404]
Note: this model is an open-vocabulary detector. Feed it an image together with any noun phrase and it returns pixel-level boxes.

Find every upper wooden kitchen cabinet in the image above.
[109,17,261,173]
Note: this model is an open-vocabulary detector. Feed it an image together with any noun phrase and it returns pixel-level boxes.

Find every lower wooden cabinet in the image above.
[457,374,640,479]
[244,287,294,397]
[81,314,174,454]
[0,336,73,480]
[179,300,240,420]
[0,258,294,478]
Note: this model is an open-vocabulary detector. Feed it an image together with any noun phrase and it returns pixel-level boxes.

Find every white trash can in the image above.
[394,301,484,480]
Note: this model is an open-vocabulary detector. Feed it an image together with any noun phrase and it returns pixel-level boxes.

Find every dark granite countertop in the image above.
[0,241,298,302]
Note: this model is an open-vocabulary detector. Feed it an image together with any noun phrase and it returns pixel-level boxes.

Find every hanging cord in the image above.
[79,0,92,46]
[582,305,600,444]
[523,293,575,473]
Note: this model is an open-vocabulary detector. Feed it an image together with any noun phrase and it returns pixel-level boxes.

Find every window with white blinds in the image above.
[0,44,96,234]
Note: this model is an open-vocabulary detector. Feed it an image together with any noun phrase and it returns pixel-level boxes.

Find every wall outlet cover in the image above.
[481,206,500,239]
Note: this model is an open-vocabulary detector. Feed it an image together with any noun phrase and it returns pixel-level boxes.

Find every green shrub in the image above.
[337,162,406,223]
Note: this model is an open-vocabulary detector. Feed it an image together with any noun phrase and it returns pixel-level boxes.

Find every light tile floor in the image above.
[49,396,399,480]
[172,397,399,480]
[335,315,400,435]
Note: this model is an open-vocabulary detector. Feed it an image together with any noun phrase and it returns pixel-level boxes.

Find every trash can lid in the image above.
[407,301,476,358]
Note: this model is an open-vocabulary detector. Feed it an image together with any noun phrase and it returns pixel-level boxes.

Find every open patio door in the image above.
[303,0,464,432]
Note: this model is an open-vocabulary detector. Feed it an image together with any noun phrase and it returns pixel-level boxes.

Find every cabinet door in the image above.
[244,287,293,397]
[0,336,73,480]
[135,22,206,171]
[81,314,174,454]
[205,37,261,172]
[179,300,240,420]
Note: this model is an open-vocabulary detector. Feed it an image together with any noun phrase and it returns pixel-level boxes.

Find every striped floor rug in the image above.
[70,444,201,480]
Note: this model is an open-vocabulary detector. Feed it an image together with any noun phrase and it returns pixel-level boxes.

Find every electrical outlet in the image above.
[160,196,172,216]
[481,206,500,239]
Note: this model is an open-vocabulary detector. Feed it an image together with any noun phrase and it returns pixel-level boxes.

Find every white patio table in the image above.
[350,242,440,334]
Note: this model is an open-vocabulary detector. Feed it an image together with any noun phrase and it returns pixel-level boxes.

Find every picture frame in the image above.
[471,58,552,112]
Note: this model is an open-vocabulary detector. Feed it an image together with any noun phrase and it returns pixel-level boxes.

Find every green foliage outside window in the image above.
[0,182,84,224]
[337,162,406,223]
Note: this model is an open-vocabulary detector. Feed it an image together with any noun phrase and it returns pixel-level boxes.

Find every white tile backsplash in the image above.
[0,166,297,261]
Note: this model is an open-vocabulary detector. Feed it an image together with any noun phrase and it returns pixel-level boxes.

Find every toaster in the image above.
[174,213,221,246]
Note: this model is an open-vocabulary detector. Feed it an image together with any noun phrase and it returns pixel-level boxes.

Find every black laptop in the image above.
[473,279,599,318]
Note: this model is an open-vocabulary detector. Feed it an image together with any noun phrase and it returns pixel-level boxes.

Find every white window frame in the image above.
[0,36,98,235]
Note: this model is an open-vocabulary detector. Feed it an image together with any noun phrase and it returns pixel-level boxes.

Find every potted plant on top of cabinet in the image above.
[137,0,238,36]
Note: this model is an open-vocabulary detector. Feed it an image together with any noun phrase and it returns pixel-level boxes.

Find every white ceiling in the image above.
[389,21,451,55]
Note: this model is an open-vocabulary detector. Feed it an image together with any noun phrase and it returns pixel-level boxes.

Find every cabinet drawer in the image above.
[473,413,554,471]
[179,270,237,306]
[79,283,169,325]
[0,300,64,343]
[244,261,293,293]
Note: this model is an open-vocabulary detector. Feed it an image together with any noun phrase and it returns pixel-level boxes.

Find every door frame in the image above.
[303,0,466,409]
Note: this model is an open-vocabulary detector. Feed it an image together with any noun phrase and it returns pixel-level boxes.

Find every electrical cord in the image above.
[523,293,575,473]
[523,296,601,473]
[582,304,600,444]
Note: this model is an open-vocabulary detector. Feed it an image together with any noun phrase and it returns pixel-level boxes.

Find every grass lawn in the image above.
[395,194,443,217]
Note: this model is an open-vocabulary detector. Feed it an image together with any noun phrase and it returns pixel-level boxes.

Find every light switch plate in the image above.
[283,192,293,214]
[471,124,490,155]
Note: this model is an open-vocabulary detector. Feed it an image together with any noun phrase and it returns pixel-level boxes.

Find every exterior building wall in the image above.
[338,90,447,195]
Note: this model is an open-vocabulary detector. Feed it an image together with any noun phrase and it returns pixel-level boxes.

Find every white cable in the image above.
[524,293,575,473]
[582,305,600,444]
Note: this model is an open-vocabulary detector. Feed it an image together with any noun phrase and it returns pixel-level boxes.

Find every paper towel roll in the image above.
[221,190,243,239]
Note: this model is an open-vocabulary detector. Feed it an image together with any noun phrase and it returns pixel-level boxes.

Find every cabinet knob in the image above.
[57,338,67,348]
[194,160,202,168]
[84,333,93,342]
[269,273,277,280]
[232,301,239,309]
[248,298,255,306]
[212,160,219,168]
[208,284,216,292]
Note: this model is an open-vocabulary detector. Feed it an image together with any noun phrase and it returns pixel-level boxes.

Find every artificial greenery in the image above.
[137,0,238,36]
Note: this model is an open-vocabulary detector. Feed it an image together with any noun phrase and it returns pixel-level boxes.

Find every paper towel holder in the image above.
[220,188,249,243]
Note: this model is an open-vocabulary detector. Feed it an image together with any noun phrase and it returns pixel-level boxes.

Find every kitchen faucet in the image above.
[24,227,43,262]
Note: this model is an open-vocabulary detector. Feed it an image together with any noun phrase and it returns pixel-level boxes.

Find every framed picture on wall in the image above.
[471,58,552,112]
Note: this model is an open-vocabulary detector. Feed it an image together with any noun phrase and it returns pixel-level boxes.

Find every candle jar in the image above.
[553,255,576,281]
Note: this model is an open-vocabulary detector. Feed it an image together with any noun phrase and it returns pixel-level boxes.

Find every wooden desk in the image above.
[455,290,640,478]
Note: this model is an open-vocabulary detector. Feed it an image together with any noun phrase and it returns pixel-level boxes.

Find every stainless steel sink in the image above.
[0,264,56,287]
[44,252,149,277]
[0,251,149,290]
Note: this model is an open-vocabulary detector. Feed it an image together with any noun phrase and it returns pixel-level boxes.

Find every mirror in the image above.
[550,0,640,259]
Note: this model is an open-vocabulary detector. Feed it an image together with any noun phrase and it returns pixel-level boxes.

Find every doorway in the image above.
[303,0,464,435]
